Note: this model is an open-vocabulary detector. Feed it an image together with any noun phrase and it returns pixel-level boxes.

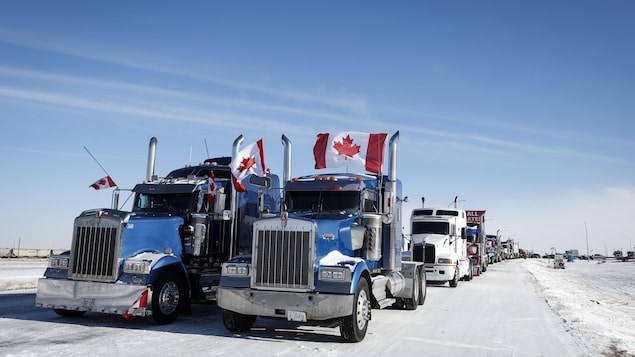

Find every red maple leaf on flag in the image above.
[237,156,256,172]
[333,135,361,158]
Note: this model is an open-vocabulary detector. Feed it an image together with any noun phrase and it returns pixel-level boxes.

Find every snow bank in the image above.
[523,258,635,356]
[0,259,46,291]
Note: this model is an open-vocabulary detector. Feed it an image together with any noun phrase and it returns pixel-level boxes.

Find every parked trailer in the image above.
[0,248,66,258]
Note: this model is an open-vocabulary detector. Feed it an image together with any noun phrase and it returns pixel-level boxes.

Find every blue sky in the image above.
[1,1,634,255]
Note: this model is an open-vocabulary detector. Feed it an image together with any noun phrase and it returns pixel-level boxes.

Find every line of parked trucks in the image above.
[33,133,516,342]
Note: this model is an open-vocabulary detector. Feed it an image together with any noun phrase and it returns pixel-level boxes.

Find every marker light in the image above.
[224,264,249,276]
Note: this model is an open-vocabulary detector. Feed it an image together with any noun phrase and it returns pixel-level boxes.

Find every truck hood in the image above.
[289,212,360,261]
[121,213,185,258]
[412,233,448,247]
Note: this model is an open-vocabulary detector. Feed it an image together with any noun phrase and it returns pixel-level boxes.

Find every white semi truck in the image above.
[410,205,472,287]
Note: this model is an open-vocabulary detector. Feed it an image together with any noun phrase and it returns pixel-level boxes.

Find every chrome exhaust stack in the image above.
[281,134,292,185]
[146,137,157,182]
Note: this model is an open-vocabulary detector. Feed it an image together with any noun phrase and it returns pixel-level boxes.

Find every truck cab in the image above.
[36,137,280,324]
[410,208,472,287]
[217,132,426,342]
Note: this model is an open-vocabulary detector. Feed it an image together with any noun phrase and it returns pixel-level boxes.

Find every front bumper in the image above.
[424,264,457,282]
[35,278,150,316]
[217,287,354,321]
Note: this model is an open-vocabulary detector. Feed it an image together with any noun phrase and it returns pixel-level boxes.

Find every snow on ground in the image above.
[523,258,635,356]
[1,258,634,356]
[0,259,47,291]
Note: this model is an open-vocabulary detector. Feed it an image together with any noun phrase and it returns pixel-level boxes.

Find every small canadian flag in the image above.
[123,290,148,320]
[89,176,117,190]
[208,172,217,203]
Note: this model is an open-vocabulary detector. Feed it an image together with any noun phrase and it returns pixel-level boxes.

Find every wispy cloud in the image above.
[0,65,375,127]
[0,85,320,138]
[464,133,629,164]
[0,29,369,114]
[0,30,630,166]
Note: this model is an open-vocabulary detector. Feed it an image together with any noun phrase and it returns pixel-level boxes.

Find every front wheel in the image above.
[340,278,371,342]
[151,271,184,325]
[465,261,473,281]
[418,268,427,305]
[449,267,459,288]
[221,309,256,332]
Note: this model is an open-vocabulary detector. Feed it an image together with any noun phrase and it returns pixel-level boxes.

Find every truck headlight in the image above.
[123,259,151,274]
[224,264,249,276]
[319,267,349,281]
[437,258,453,265]
[49,256,69,269]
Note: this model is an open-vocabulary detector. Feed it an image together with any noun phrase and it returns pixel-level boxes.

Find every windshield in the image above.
[133,193,195,214]
[412,221,449,235]
[286,191,360,214]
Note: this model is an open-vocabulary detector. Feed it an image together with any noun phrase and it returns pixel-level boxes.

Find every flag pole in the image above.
[83,146,112,179]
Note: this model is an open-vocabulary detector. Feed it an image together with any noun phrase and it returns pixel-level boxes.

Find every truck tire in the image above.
[340,278,370,343]
[221,309,256,332]
[150,271,184,325]
[403,270,420,310]
[449,267,459,288]
[418,268,426,305]
[53,309,86,317]
[465,261,473,281]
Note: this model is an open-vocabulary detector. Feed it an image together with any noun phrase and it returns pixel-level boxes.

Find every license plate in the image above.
[286,310,307,322]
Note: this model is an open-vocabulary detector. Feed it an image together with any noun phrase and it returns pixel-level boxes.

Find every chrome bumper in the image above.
[217,287,353,320]
[35,278,150,316]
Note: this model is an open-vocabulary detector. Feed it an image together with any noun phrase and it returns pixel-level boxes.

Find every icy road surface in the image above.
[1,258,633,356]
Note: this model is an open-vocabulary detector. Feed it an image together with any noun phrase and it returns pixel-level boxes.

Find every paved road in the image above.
[0,259,582,356]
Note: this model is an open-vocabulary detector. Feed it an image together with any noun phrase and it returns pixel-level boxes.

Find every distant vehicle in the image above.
[617,251,634,262]
[552,254,565,269]
[529,253,541,259]
[590,254,606,261]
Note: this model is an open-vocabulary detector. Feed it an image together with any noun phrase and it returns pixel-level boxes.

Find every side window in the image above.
[249,175,271,188]
[363,191,378,213]
[137,194,150,209]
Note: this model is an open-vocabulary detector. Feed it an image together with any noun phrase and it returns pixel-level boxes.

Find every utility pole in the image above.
[585,222,589,262]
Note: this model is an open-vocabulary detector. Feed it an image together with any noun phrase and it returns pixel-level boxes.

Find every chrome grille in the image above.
[252,219,314,291]
[68,213,123,282]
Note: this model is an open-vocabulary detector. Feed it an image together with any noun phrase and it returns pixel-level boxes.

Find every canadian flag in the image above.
[229,138,266,192]
[208,172,217,203]
[89,175,117,190]
[122,290,148,320]
[313,132,388,174]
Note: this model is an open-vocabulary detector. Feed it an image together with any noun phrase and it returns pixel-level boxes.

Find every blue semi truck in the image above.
[35,136,280,324]
[217,132,426,342]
